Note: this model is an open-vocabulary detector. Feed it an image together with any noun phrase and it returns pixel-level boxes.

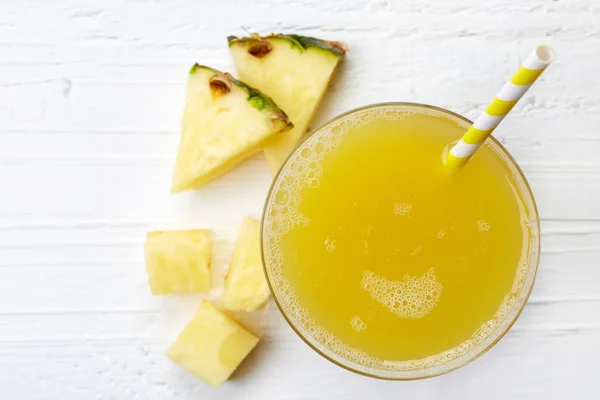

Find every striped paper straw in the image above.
[446,45,555,167]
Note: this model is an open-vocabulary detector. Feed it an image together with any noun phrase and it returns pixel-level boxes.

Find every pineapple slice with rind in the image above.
[222,217,270,312]
[228,34,347,174]
[167,300,259,387]
[144,230,211,295]
[171,64,293,192]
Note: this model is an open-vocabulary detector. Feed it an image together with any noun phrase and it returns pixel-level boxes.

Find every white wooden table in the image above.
[1,1,598,398]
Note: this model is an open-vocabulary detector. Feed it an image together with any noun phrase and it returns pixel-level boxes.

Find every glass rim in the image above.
[260,102,541,380]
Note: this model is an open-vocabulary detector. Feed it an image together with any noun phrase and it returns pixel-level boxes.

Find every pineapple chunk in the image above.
[171,65,293,192]
[144,230,211,295]
[228,34,347,174]
[222,217,270,312]
[167,300,259,387]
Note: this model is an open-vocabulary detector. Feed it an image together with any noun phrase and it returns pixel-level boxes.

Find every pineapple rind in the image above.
[190,64,292,122]
[227,34,347,58]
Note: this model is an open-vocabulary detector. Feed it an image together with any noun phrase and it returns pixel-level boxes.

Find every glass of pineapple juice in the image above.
[261,103,540,379]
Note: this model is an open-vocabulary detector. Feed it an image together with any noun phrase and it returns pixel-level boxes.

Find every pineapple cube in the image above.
[222,217,271,312]
[167,300,259,387]
[229,34,347,174]
[171,65,293,192]
[144,230,211,295]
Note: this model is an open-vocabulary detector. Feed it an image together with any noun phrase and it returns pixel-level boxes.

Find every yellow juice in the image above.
[263,104,538,377]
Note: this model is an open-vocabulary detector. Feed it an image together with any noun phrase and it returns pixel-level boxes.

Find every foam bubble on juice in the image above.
[436,229,446,239]
[325,237,337,253]
[350,316,367,332]
[477,220,491,232]
[394,203,412,216]
[410,245,422,256]
[361,268,442,319]
[363,240,370,253]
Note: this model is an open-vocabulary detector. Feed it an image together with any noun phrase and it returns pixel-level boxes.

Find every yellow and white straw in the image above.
[446,45,555,167]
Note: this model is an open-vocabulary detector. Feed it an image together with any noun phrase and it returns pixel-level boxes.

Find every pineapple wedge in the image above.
[222,217,270,312]
[171,64,293,192]
[144,230,211,295]
[228,34,347,174]
[167,300,259,387]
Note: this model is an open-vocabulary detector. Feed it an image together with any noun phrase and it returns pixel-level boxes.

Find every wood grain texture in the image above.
[0,0,598,399]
